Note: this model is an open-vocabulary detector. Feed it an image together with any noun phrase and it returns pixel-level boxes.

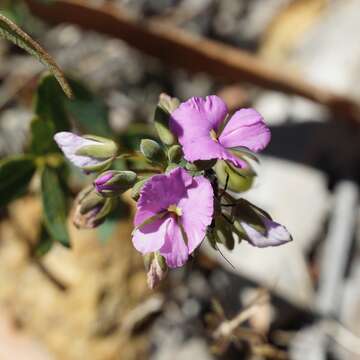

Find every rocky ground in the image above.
[1,0,360,359]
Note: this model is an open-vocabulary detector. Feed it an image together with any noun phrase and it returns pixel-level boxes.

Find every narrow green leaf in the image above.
[0,13,73,98]
[41,166,70,247]
[0,155,36,207]
[30,116,57,155]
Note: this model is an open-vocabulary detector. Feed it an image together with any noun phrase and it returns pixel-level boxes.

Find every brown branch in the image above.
[25,0,360,123]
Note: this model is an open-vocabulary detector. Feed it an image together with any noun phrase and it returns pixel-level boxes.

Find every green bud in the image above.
[75,135,118,159]
[153,93,179,146]
[140,139,166,165]
[94,170,137,197]
[167,145,183,163]
[158,93,180,113]
[81,157,114,173]
[73,186,117,229]
[145,252,168,289]
[215,160,255,193]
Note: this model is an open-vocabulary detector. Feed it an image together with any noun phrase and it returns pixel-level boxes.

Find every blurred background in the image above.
[1,0,360,359]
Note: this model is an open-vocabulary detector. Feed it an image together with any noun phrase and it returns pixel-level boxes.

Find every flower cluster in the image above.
[54,94,292,288]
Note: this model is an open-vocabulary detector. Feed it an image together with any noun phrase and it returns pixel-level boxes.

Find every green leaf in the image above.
[30,116,57,155]
[65,79,112,137]
[41,166,70,247]
[0,155,36,207]
[35,74,70,132]
[34,224,54,257]
[0,13,72,98]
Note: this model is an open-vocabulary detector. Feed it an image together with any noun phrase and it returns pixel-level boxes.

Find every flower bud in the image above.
[73,186,117,229]
[94,170,137,197]
[159,93,180,113]
[140,139,166,165]
[54,132,118,173]
[232,199,292,248]
[167,144,183,163]
[144,252,168,289]
[153,94,179,146]
[215,160,255,193]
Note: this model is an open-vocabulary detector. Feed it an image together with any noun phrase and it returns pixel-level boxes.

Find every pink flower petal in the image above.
[170,95,228,136]
[132,217,170,254]
[219,108,271,152]
[134,167,192,226]
[132,167,215,268]
[54,132,102,168]
[178,176,214,254]
[159,217,189,268]
[170,96,228,163]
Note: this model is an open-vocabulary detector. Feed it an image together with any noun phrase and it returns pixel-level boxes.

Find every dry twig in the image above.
[25,0,360,123]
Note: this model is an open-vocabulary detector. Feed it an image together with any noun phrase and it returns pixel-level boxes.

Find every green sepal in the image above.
[93,197,118,225]
[95,170,137,197]
[81,158,114,173]
[75,141,118,159]
[215,160,255,193]
[153,93,179,146]
[140,139,167,166]
[229,147,260,163]
[79,190,105,215]
[158,93,180,113]
[167,144,183,163]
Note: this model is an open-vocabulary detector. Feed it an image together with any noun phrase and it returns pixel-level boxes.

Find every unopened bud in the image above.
[153,94,179,146]
[215,160,255,192]
[167,145,183,163]
[73,186,117,229]
[54,132,118,173]
[144,252,168,289]
[140,139,166,165]
[94,170,137,197]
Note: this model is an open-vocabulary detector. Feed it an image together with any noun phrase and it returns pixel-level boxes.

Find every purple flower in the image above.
[54,132,117,172]
[169,95,271,167]
[132,167,214,268]
[240,217,292,248]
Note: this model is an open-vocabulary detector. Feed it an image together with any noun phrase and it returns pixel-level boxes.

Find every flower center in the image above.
[167,204,182,217]
[209,129,218,142]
